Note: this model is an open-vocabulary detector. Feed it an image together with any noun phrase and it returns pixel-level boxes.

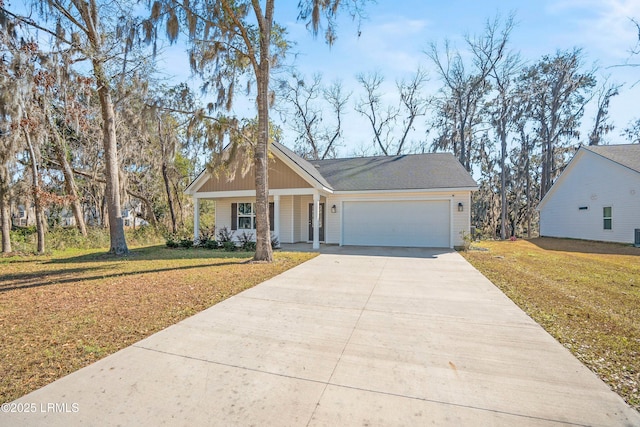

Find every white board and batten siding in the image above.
[539,150,640,244]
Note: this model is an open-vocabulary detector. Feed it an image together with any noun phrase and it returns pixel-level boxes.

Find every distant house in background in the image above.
[11,204,35,227]
[58,209,75,227]
[9,198,149,230]
[538,144,640,245]
[122,201,149,229]
[186,142,477,249]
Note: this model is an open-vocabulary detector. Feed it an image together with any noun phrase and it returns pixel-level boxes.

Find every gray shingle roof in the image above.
[584,144,640,174]
[308,151,477,191]
[191,142,477,193]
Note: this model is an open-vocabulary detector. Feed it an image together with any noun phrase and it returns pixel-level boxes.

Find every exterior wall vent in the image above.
[578,206,588,210]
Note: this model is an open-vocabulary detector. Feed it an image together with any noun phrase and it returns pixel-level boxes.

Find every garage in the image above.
[342,200,451,247]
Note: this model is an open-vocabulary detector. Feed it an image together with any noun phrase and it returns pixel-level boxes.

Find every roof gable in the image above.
[196,155,312,192]
[185,144,320,194]
[538,144,640,210]
[271,142,333,189]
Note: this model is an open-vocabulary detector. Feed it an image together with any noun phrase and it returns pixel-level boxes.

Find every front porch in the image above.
[193,191,329,250]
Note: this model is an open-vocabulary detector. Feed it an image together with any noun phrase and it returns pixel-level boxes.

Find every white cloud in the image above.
[548,0,640,62]
[342,16,432,74]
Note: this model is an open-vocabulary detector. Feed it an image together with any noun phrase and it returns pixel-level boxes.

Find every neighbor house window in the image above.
[238,203,255,230]
[603,206,612,230]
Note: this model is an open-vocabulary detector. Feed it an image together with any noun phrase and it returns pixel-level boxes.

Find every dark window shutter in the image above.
[269,202,274,231]
[231,203,237,231]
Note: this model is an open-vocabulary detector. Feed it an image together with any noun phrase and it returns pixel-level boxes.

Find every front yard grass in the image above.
[461,237,640,411]
[0,246,317,404]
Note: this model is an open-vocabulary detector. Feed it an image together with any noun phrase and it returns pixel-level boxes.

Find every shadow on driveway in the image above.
[280,243,453,259]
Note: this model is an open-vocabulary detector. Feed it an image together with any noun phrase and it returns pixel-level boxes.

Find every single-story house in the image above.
[185,142,477,249]
[538,144,640,245]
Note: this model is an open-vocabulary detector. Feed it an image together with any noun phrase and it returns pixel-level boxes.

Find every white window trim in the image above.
[237,202,256,230]
[603,206,612,231]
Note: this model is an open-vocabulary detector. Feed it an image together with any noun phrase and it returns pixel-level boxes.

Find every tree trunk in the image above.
[499,135,507,240]
[76,0,128,255]
[101,195,108,228]
[458,115,467,169]
[162,161,177,234]
[254,65,273,262]
[173,180,185,229]
[158,119,177,234]
[51,128,87,236]
[0,177,11,253]
[253,1,274,262]
[139,196,158,226]
[498,107,508,240]
[525,149,532,239]
[24,129,45,254]
[94,62,128,255]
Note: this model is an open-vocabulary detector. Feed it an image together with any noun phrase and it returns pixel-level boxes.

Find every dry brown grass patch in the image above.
[0,246,316,404]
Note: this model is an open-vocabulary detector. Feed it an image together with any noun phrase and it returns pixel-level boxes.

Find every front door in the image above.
[308,203,325,241]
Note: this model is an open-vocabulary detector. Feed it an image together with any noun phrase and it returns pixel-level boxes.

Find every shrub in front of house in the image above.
[222,241,236,252]
[238,231,256,251]
[217,227,234,244]
[202,239,218,249]
[179,238,194,249]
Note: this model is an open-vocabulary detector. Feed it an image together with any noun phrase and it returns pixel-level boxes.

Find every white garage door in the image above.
[342,200,450,247]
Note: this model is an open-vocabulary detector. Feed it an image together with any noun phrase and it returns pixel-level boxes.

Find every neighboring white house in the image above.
[122,201,149,229]
[185,142,477,249]
[538,144,640,245]
[11,204,34,227]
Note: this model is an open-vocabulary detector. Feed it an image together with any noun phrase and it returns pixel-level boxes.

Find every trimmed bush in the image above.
[222,241,236,252]
[203,239,218,250]
[179,239,194,249]
[238,231,256,251]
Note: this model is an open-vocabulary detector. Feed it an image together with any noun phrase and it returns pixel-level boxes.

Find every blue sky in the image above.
[257,0,640,155]
[276,0,640,79]
[23,0,640,156]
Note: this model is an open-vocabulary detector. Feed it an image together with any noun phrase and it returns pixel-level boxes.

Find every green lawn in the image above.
[0,246,316,404]
[461,238,640,411]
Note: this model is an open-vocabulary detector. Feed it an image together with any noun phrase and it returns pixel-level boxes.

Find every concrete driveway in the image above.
[3,247,639,426]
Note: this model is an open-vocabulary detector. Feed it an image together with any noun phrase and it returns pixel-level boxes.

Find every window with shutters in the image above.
[232,202,274,231]
[237,203,255,230]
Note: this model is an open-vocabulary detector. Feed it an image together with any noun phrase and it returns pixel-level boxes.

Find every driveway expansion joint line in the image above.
[305,257,389,427]
[131,344,329,385]
[237,294,362,311]
[133,343,589,427]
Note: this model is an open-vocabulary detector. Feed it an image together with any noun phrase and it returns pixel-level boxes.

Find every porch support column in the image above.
[273,195,280,246]
[193,197,200,243]
[313,191,320,250]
